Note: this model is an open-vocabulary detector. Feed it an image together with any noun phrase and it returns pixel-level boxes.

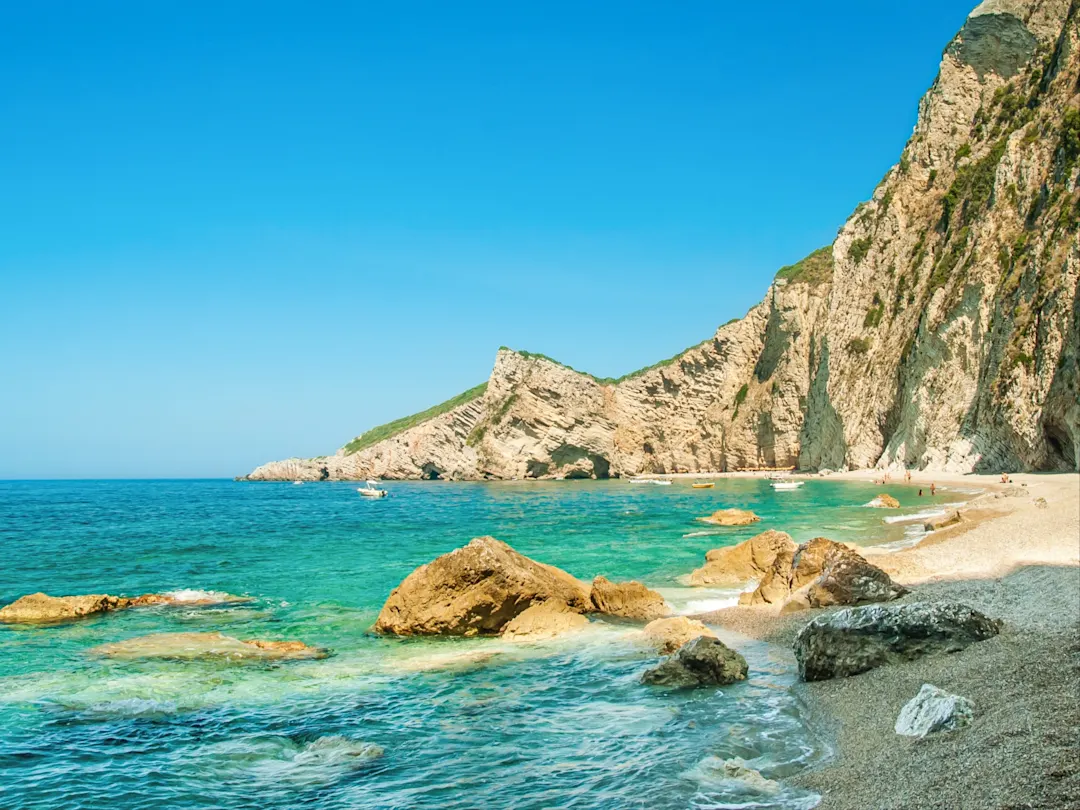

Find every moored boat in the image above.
[358,480,388,498]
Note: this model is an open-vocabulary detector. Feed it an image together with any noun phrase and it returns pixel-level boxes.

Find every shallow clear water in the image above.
[0,478,963,809]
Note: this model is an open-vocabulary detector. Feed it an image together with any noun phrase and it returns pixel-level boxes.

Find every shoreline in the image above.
[693,472,1080,809]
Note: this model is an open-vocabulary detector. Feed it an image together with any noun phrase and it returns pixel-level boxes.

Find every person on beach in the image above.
[918,488,923,496]
[905,470,911,483]
[930,482,936,495]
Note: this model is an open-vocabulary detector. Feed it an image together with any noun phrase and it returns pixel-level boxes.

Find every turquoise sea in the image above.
[0,478,970,810]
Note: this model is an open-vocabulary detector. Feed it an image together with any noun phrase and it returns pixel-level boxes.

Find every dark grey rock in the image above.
[641,636,748,688]
[794,602,1002,682]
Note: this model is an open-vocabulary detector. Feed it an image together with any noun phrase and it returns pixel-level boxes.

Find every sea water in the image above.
[0,478,961,809]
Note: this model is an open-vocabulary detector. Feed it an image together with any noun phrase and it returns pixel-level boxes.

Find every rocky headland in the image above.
[244,1,1079,483]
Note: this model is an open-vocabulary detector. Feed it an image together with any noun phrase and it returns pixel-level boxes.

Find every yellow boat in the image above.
[691,482,715,489]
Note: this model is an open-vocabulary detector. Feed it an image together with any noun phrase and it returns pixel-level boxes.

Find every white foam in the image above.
[882,509,946,524]
[682,530,726,538]
[162,589,236,603]
[84,698,178,717]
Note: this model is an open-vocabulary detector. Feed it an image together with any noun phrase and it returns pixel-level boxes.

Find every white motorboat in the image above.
[358,480,388,498]
[628,477,672,486]
[292,480,303,485]
[770,480,804,490]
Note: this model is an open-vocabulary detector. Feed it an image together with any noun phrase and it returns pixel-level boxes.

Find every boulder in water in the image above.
[589,576,669,620]
[894,683,974,738]
[924,511,963,531]
[501,600,589,642]
[91,632,329,661]
[374,536,592,636]
[0,589,253,624]
[740,537,907,612]
[689,530,797,586]
[640,616,717,654]
[0,592,125,624]
[697,509,761,527]
[867,493,900,508]
[794,602,1002,681]
[641,636,748,688]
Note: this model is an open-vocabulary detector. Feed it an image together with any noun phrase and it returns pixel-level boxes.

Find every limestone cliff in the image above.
[244,0,1079,481]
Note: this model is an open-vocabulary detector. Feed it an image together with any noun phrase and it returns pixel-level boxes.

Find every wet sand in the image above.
[694,472,1080,810]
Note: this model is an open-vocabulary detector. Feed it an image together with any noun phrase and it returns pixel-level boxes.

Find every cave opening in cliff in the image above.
[421,463,443,480]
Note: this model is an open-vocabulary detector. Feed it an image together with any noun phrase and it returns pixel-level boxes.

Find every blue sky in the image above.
[0,1,976,478]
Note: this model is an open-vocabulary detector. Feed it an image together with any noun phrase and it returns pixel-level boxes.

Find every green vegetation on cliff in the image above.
[343,383,488,455]
[774,246,834,286]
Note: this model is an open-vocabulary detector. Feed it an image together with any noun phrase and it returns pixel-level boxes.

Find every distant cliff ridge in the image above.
[244,0,1080,482]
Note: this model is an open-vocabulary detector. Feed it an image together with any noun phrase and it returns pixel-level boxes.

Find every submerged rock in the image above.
[374,536,591,636]
[91,632,329,661]
[894,683,974,738]
[867,494,900,508]
[794,602,1002,682]
[0,593,123,624]
[0,590,252,624]
[741,537,907,612]
[689,530,797,586]
[640,616,717,654]
[501,600,589,642]
[589,576,669,621]
[641,636,748,688]
[697,509,761,527]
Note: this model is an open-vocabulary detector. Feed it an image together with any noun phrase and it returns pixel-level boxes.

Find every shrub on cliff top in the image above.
[774,246,834,286]
[343,383,489,455]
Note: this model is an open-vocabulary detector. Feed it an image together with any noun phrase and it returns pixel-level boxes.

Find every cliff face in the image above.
[245,0,1080,482]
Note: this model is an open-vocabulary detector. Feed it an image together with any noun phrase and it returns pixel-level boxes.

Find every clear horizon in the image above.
[1,1,977,478]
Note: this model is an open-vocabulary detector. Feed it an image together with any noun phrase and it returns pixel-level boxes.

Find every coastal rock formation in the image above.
[589,576,669,620]
[641,636,749,688]
[90,632,329,661]
[924,511,964,530]
[698,509,761,527]
[0,590,250,623]
[245,2,1079,482]
[501,600,590,642]
[0,593,123,623]
[740,537,908,611]
[689,530,797,586]
[640,616,717,654]
[373,537,591,636]
[894,683,975,738]
[793,601,1003,681]
[867,494,901,509]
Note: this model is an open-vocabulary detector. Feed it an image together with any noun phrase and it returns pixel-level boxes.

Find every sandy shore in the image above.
[694,472,1080,810]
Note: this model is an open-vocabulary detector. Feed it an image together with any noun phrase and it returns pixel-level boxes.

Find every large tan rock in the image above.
[741,537,908,611]
[689,530,797,586]
[374,537,592,636]
[0,590,253,624]
[90,632,328,661]
[0,593,123,623]
[589,576,669,621]
[640,616,717,654]
[867,494,901,508]
[501,600,589,643]
[697,509,761,527]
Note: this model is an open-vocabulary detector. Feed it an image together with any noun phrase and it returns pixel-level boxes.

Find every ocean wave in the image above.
[682,530,726,538]
[881,509,946,524]
[188,735,382,786]
[161,589,246,603]
[83,698,179,717]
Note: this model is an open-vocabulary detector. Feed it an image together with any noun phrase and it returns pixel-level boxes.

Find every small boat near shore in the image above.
[691,482,715,489]
[770,480,804,490]
[358,480,388,498]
